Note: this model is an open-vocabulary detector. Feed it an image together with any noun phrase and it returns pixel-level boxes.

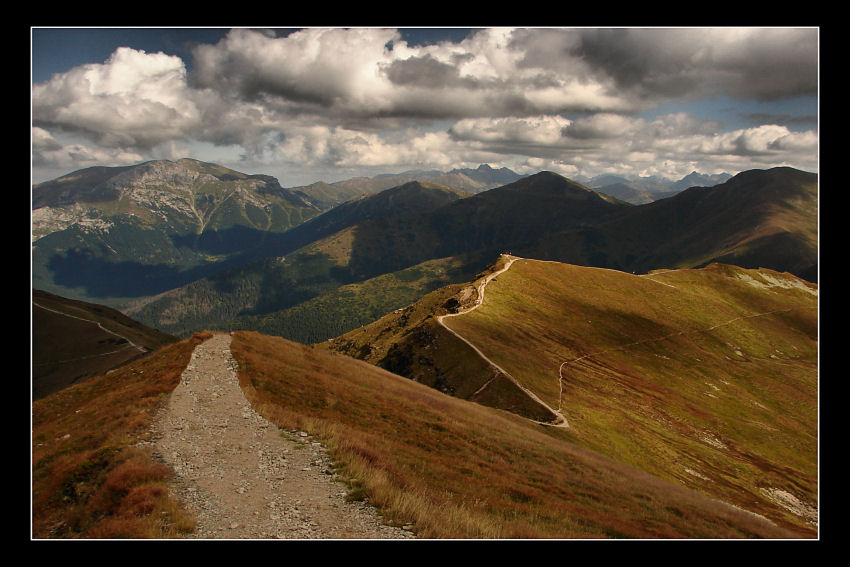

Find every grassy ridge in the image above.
[32,332,211,538]
[230,331,801,538]
[440,259,817,535]
[319,261,562,422]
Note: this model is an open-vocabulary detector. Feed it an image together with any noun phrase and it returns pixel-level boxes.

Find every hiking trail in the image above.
[436,255,570,428]
[143,333,415,539]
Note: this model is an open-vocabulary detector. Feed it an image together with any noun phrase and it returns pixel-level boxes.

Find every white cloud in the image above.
[33,47,201,149]
[275,125,466,170]
[32,133,144,171]
[191,28,401,114]
[32,126,62,151]
[189,27,642,121]
[695,124,819,157]
[450,115,572,145]
[31,28,818,184]
[562,113,637,139]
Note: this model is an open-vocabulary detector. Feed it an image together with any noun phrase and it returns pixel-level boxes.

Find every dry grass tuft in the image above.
[32,331,211,539]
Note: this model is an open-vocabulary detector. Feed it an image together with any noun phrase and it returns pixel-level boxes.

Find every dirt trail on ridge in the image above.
[436,255,569,428]
[143,333,414,539]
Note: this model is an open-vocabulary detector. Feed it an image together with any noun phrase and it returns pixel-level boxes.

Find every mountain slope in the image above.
[130,172,629,339]
[325,256,817,535]
[291,164,525,210]
[32,332,207,538]
[32,158,321,305]
[33,327,800,539]
[258,181,470,259]
[230,330,801,538]
[130,167,815,343]
[340,171,628,280]
[32,289,177,400]
[523,167,818,281]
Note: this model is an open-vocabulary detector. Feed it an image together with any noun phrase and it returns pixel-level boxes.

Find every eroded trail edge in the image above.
[144,333,414,539]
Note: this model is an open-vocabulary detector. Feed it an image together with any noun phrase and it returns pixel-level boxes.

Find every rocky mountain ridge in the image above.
[32,158,318,240]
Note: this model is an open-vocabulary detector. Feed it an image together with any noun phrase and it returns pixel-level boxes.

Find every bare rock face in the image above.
[143,333,415,540]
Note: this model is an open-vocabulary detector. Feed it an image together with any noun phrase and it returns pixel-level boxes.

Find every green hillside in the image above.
[130,172,627,339]
[325,257,818,535]
[524,167,818,281]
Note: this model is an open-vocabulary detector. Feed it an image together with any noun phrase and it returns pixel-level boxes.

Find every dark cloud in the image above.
[573,28,819,102]
[384,55,479,89]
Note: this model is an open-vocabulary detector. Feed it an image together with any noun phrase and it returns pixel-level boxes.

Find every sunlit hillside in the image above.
[433,258,818,535]
[230,331,802,538]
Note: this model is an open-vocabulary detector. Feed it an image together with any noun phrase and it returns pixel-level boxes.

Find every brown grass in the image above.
[31,331,212,538]
[231,330,802,539]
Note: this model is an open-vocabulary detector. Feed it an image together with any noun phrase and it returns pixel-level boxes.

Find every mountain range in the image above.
[59,164,813,343]
[32,160,816,344]
[31,157,818,539]
[31,160,739,306]
[289,163,528,210]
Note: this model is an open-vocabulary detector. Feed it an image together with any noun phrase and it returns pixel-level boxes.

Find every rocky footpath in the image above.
[142,333,414,539]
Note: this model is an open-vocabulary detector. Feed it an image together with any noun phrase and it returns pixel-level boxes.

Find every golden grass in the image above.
[439,260,818,536]
[32,331,212,538]
[231,330,802,539]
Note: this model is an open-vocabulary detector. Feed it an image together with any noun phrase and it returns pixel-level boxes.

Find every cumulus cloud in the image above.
[696,124,819,157]
[562,113,636,140]
[31,27,818,183]
[190,28,400,111]
[188,27,642,121]
[32,47,202,149]
[274,125,465,170]
[450,115,572,146]
[32,126,62,151]
[31,127,144,170]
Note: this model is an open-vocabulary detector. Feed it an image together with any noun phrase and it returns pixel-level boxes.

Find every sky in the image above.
[31,27,819,187]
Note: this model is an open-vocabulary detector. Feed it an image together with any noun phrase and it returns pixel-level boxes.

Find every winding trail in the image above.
[436,255,570,429]
[144,333,414,539]
[33,300,146,358]
[435,255,806,431]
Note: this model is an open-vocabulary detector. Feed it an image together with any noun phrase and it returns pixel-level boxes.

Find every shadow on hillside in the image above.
[38,224,316,299]
[43,249,230,298]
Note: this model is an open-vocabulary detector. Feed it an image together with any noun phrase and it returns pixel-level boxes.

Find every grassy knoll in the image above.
[32,332,211,538]
[230,330,804,539]
[440,259,818,536]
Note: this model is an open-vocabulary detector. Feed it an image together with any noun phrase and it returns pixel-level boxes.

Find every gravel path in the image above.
[144,333,415,540]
